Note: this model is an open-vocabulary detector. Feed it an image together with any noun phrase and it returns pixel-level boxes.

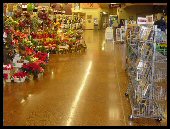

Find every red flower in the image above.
[13,72,27,78]
[22,62,44,75]
[10,41,14,46]
[19,21,25,27]
[3,74,8,80]
[34,52,48,62]
[4,64,13,70]
[39,67,44,73]
[26,47,35,55]
[11,39,18,45]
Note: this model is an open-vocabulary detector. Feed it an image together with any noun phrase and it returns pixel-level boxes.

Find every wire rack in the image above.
[125,25,167,122]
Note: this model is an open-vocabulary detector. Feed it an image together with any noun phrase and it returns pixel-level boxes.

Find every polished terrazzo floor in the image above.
[3,30,167,126]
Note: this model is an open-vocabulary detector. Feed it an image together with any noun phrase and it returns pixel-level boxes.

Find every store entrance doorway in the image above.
[100,12,109,29]
[94,18,99,30]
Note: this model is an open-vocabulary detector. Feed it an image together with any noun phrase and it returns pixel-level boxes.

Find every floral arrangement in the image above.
[4,64,14,70]
[13,10,22,19]
[13,30,28,39]
[30,16,40,32]
[34,60,46,69]
[38,10,48,20]
[25,47,35,56]
[34,52,48,62]
[36,45,47,53]
[3,74,8,80]
[4,28,11,36]
[12,72,27,78]
[3,3,85,82]
[25,55,38,62]
[11,39,19,46]
[75,33,81,39]
[31,32,56,39]
[22,62,44,76]
[43,39,57,51]
[4,17,19,27]
[3,64,14,82]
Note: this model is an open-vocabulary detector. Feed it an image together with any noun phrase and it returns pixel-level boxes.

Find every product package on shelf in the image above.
[116,27,125,42]
[136,60,145,81]
[154,27,167,56]
[116,28,121,41]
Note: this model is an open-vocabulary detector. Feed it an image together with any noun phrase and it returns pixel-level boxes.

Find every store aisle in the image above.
[3,30,166,126]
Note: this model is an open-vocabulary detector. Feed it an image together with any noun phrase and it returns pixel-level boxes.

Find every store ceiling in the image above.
[123,3,167,8]
[98,3,110,9]
[98,3,167,9]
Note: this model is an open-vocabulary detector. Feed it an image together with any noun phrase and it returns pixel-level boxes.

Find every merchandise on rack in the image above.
[154,28,167,56]
[116,26,125,42]
[125,24,167,122]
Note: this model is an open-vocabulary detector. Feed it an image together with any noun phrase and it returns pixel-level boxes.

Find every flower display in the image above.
[25,55,38,62]
[12,72,27,78]
[4,64,14,70]
[22,62,44,76]
[11,39,19,45]
[12,30,29,40]
[4,17,18,27]
[25,47,35,56]
[19,21,25,27]
[3,74,8,80]
[31,32,56,39]
[34,52,48,62]
[3,3,85,82]
[34,60,46,69]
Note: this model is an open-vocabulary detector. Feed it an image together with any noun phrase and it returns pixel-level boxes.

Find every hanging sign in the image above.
[109,4,121,8]
[137,17,147,25]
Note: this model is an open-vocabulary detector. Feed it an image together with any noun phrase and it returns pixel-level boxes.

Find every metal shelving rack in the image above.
[125,25,167,122]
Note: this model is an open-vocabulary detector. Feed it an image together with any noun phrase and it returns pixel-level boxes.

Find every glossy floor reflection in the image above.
[3,30,167,126]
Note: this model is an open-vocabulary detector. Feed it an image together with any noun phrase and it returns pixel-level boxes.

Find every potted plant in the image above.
[22,62,44,79]
[12,72,27,82]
